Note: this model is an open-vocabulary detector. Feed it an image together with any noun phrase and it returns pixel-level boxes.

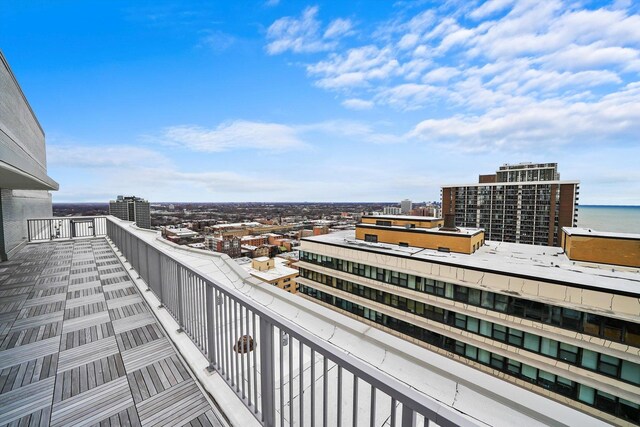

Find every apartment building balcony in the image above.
[0,216,613,427]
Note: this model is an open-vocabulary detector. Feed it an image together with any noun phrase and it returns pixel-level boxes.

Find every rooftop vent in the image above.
[440,213,459,232]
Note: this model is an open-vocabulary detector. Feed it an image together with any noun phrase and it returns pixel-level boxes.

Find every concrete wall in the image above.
[0,189,52,260]
[0,52,51,185]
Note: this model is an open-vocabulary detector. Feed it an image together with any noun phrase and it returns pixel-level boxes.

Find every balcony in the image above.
[0,216,604,427]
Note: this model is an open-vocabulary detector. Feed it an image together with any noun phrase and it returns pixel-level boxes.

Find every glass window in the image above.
[478,349,490,364]
[445,283,454,299]
[523,333,540,352]
[490,354,504,370]
[479,320,492,337]
[540,337,558,358]
[538,370,556,389]
[466,317,479,333]
[583,313,600,336]
[494,294,509,312]
[562,308,582,330]
[578,385,595,405]
[468,288,481,305]
[522,364,538,382]
[603,317,624,342]
[481,292,494,309]
[559,343,579,364]
[619,398,640,422]
[595,390,617,414]
[507,359,521,375]
[621,360,640,385]
[465,345,478,360]
[508,329,523,347]
[454,313,466,329]
[580,349,598,370]
[598,354,620,377]
[493,324,507,342]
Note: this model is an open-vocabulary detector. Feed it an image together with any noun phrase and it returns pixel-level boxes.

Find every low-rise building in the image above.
[240,256,299,294]
[297,215,640,425]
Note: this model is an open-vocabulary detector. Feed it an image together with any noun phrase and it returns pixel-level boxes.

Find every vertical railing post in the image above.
[27,221,32,242]
[260,317,276,427]
[49,219,53,240]
[206,283,216,372]
[92,218,96,237]
[177,265,184,333]
[401,403,416,427]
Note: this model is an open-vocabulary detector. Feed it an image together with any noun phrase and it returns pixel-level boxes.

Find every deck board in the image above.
[0,239,224,427]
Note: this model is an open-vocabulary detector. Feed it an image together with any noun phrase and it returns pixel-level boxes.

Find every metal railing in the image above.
[104,216,475,427]
[27,216,107,241]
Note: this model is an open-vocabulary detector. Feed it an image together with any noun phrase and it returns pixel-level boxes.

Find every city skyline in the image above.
[2,0,640,204]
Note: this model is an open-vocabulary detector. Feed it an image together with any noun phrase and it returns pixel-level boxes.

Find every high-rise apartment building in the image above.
[296,215,639,425]
[442,162,579,246]
[383,206,401,215]
[108,195,151,229]
[400,198,412,214]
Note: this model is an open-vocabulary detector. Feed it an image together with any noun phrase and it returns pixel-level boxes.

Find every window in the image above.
[364,234,378,243]
[621,360,640,385]
[376,220,392,226]
[508,329,523,347]
[540,337,558,358]
[559,343,579,364]
[523,333,540,352]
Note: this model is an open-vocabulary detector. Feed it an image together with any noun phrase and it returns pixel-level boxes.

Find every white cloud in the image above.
[266,6,353,54]
[469,0,514,20]
[324,18,354,39]
[160,121,305,152]
[422,66,459,83]
[198,30,235,52]
[48,145,170,168]
[342,98,374,110]
[409,83,640,150]
[307,45,399,88]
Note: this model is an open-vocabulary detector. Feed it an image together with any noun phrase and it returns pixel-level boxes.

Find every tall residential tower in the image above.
[441,162,579,246]
[108,195,151,229]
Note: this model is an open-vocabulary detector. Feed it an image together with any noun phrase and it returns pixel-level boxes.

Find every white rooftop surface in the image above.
[165,227,198,237]
[365,214,441,221]
[563,227,640,239]
[242,258,298,282]
[305,231,640,298]
[109,218,610,427]
[359,223,483,236]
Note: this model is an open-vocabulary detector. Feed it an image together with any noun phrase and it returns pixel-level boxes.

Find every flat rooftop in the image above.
[358,223,484,236]
[563,227,640,240]
[0,239,223,427]
[302,231,640,297]
[363,215,441,221]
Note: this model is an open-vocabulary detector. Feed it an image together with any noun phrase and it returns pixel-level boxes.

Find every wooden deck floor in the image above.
[0,239,224,427]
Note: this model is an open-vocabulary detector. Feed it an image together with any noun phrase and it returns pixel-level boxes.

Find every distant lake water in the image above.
[576,206,640,234]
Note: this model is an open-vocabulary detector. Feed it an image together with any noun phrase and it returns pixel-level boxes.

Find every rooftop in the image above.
[1,217,619,427]
[364,214,441,221]
[358,222,484,237]
[303,230,640,298]
[563,227,640,240]
[0,238,223,426]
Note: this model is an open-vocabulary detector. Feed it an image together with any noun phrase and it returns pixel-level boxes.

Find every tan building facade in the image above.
[296,219,640,426]
[562,228,640,268]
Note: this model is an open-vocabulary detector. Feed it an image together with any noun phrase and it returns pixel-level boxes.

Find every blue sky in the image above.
[2,0,640,204]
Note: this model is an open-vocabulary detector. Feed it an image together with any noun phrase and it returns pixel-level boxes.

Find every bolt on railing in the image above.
[103,216,476,427]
